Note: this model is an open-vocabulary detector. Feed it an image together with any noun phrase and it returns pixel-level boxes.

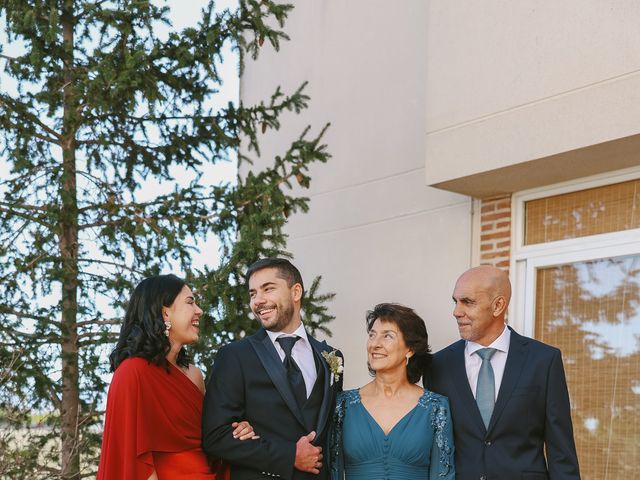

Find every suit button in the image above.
[480,475,486,480]
[485,440,492,446]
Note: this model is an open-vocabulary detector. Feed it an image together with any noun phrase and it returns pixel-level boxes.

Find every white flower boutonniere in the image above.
[321,350,343,386]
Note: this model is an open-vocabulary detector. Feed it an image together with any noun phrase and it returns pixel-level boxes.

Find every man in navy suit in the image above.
[202,258,343,479]
[428,266,580,480]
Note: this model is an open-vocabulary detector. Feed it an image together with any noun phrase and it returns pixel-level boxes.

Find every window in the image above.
[512,168,640,480]
[524,178,640,244]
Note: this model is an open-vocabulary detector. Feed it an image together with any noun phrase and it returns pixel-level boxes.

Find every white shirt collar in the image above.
[466,324,511,356]
[266,322,309,345]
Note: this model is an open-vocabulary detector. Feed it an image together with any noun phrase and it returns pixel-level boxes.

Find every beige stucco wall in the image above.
[425,0,640,196]
[240,0,470,388]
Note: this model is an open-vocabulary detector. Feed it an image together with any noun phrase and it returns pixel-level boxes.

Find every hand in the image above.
[294,431,323,474]
[232,420,260,440]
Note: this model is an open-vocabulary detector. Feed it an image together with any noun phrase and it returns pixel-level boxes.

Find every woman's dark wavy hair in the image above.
[109,274,191,372]
[366,303,432,384]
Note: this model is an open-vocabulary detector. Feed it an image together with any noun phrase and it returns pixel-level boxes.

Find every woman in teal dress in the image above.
[330,303,454,480]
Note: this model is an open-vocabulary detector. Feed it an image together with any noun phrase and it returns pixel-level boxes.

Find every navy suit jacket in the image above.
[202,328,343,480]
[427,328,580,480]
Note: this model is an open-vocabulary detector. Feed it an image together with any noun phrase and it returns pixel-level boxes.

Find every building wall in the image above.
[239,2,640,475]
[240,1,640,389]
[240,0,471,388]
[425,0,640,197]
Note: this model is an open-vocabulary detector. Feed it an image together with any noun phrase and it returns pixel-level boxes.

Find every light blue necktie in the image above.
[476,348,497,428]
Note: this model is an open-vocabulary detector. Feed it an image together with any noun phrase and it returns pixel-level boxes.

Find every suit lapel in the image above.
[488,328,529,432]
[308,335,332,438]
[248,329,307,429]
[449,340,489,433]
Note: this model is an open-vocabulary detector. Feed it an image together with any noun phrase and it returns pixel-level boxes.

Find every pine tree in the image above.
[0,1,333,478]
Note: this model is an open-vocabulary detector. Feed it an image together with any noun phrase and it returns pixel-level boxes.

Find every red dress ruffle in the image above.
[97,357,228,479]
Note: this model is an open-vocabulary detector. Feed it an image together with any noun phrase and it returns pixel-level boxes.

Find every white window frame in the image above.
[510,165,640,338]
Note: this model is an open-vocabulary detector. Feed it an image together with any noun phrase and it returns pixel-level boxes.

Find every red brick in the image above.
[479,195,511,273]
[496,200,511,210]
[481,231,510,241]
[482,212,511,222]
[480,250,510,260]
[481,203,496,213]
[483,225,510,234]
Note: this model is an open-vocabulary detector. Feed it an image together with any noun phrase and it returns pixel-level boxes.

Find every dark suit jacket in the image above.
[427,327,580,480]
[202,328,343,480]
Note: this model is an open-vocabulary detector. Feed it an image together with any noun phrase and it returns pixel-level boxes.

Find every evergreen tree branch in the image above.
[3,334,62,408]
[0,221,30,250]
[0,206,54,229]
[0,165,57,187]
[0,331,59,344]
[0,95,62,143]
[76,318,119,328]
[0,2,335,477]
[0,200,51,212]
[0,307,58,326]
[78,332,118,345]
[76,258,144,275]
[77,188,228,214]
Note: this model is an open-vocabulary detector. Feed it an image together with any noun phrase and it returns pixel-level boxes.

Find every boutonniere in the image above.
[321,350,343,386]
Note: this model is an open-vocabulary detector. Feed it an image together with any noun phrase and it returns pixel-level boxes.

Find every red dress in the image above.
[97,357,229,479]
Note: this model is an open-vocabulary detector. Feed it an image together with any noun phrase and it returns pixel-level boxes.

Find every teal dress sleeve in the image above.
[429,395,455,479]
[329,391,347,480]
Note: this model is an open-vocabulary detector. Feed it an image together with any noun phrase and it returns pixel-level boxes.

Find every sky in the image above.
[0,0,240,271]
[141,0,241,270]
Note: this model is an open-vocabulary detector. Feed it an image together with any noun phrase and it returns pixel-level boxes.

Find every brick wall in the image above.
[479,195,512,272]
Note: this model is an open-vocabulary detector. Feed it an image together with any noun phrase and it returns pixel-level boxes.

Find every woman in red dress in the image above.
[97,274,254,479]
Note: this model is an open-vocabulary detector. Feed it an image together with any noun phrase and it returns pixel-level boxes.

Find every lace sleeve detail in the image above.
[419,391,455,478]
[431,395,455,478]
[329,390,359,480]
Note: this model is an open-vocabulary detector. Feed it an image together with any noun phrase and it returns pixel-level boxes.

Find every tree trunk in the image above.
[59,2,80,478]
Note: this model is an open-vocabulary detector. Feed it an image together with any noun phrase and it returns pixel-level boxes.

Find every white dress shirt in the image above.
[267,323,318,398]
[465,325,511,401]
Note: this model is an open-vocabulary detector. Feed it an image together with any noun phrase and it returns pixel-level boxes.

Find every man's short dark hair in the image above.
[245,258,304,296]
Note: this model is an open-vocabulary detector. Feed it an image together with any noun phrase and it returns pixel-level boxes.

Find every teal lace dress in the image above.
[329,389,454,480]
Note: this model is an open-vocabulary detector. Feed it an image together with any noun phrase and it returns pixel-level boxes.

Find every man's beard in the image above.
[263,301,295,332]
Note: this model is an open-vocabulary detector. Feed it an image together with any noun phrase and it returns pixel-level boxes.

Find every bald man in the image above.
[427,266,581,480]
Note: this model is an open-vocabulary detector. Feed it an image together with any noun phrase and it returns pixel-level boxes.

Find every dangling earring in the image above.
[406,355,410,366]
[164,320,171,337]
